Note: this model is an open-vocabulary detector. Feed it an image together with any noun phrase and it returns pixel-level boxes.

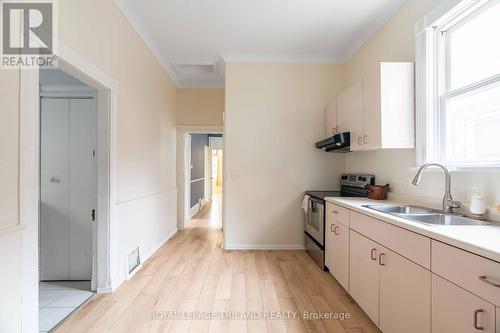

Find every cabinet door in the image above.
[348,81,364,151]
[349,230,379,323]
[337,93,350,133]
[379,248,431,333]
[325,99,337,136]
[326,222,349,291]
[362,65,382,150]
[432,274,496,333]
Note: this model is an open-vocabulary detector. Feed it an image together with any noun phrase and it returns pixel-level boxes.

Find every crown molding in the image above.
[221,53,341,64]
[113,0,179,86]
[336,0,408,62]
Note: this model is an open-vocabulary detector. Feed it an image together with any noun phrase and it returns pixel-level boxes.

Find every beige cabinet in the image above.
[432,274,496,333]
[349,230,380,323]
[326,93,350,137]
[361,62,415,150]
[325,203,350,291]
[345,81,364,151]
[349,229,431,333]
[379,247,431,333]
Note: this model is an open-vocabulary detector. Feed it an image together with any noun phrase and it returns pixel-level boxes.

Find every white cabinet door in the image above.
[362,65,382,150]
[337,94,350,133]
[325,221,349,291]
[379,247,431,333]
[349,230,380,324]
[348,81,364,151]
[68,99,96,280]
[325,99,337,136]
[41,98,95,281]
[41,99,70,280]
[432,274,496,333]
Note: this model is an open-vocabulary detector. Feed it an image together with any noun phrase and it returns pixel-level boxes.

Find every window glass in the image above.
[448,1,500,90]
[445,83,500,163]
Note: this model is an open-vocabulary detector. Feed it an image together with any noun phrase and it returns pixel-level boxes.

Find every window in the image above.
[418,0,500,167]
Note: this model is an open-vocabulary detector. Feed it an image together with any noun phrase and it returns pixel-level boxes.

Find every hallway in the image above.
[53,199,380,333]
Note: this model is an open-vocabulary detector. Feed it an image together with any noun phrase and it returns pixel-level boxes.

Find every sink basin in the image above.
[403,214,490,226]
[363,205,437,215]
[363,205,491,226]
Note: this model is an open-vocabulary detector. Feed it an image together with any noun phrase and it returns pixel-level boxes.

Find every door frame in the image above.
[176,126,223,231]
[20,41,119,332]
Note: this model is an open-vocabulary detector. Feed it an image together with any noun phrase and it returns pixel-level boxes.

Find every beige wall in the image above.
[224,63,345,248]
[344,0,500,214]
[0,0,178,330]
[177,88,224,126]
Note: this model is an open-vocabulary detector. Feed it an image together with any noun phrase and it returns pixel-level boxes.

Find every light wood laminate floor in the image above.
[54,195,380,333]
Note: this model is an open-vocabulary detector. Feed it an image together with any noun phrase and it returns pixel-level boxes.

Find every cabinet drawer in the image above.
[350,211,430,269]
[432,241,500,307]
[326,203,349,227]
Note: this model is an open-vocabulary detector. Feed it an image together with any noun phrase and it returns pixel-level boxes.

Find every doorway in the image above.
[178,129,223,231]
[38,69,96,332]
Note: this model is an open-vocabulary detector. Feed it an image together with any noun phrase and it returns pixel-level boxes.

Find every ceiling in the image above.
[115,0,407,88]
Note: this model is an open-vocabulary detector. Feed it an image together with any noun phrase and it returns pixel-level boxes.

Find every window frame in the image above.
[415,0,500,169]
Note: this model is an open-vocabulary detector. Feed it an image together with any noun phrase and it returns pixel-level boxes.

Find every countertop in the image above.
[325,196,500,263]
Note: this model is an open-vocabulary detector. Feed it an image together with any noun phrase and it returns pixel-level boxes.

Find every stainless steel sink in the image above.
[363,205,491,226]
[403,213,490,226]
[363,205,437,215]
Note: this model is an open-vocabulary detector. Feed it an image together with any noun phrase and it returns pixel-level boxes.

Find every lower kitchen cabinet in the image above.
[349,229,431,333]
[432,274,496,333]
[349,230,381,324]
[325,220,349,290]
[379,247,431,333]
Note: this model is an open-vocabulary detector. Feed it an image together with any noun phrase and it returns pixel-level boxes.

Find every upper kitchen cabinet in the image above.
[325,95,350,137]
[357,62,415,151]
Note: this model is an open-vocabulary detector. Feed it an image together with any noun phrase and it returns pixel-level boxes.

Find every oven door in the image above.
[305,197,324,246]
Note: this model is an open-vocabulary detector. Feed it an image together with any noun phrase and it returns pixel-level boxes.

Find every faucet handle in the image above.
[448,200,462,209]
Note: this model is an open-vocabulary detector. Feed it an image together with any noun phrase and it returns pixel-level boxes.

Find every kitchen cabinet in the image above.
[349,230,430,333]
[361,62,415,150]
[432,274,496,333]
[325,217,349,291]
[379,246,431,333]
[349,230,380,323]
[346,81,364,151]
[326,90,351,137]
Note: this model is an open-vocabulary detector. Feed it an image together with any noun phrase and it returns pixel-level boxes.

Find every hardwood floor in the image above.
[54,195,380,333]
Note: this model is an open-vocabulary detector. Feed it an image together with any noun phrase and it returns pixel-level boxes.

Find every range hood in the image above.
[315,132,350,153]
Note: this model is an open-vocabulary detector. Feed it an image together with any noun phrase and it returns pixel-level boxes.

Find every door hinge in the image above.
[91,209,96,221]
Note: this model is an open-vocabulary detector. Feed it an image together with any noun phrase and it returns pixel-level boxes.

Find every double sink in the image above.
[363,205,491,226]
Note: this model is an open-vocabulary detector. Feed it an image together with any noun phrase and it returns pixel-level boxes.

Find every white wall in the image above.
[0,0,178,330]
[224,63,345,249]
[177,88,225,126]
[344,0,500,216]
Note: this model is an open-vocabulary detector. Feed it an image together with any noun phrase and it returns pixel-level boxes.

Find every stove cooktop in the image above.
[305,191,342,200]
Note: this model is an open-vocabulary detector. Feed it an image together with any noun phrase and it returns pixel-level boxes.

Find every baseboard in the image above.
[141,228,178,262]
[224,244,306,250]
[99,228,178,294]
[188,203,200,219]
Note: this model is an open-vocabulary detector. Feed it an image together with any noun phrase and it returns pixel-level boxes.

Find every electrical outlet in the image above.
[231,172,240,180]
[405,178,412,190]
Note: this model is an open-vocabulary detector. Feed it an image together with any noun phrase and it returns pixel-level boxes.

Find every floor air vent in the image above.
[127,247,141,279]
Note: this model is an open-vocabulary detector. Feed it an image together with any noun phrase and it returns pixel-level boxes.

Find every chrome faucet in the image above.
[412,163,461,214]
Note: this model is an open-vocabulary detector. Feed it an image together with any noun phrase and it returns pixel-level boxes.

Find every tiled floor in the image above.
[39,281,94,332]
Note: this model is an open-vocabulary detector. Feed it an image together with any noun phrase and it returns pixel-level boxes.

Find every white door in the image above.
[40,98,96,281]
[40,99,70,280]
[362,65,382,149]
[204,146,212,201]
[432,274,496,333]
[325,99,337,136]
[349,230,380,324]
[379,247,431,333]
[68,99,96,280]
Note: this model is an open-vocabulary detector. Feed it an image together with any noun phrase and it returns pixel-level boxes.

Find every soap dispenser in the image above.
[469,188,486,220]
